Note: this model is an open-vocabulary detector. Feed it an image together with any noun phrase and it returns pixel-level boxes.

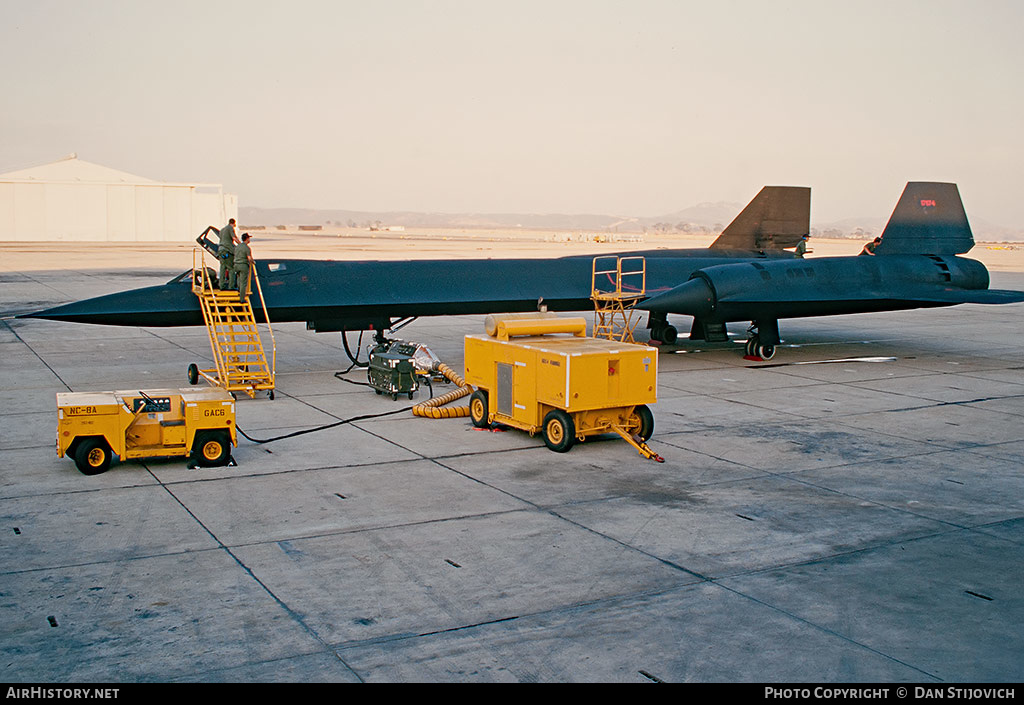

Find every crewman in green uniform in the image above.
[217,218,238,290]
[234,233,254,299]
[794,234,810,258]
[860,236,882,256]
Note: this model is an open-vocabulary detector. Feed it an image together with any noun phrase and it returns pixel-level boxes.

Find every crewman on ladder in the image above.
[234,233,255,299]
[217,219,238,290]
[189,230,276,398]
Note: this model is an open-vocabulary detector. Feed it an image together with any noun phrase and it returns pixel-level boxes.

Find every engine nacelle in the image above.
[643,255,991,322]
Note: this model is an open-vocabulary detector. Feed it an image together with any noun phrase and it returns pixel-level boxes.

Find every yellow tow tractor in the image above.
[464,314,663,461]
[56,387,237,475]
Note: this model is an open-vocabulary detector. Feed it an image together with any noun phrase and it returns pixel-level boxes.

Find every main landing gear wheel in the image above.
[470,390,490,429]
[647,313,678,345]
[745,336,776,361]
[543,409,576,453]
[651,325,678,344]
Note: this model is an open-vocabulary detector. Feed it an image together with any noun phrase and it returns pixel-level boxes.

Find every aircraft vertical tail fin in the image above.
[876,182,974,255]
[709,186,810,251]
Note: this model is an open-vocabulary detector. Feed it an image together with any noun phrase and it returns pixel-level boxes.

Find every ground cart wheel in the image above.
[74,437,112,475]
[192,430,231,467]
[187,363,199,385]
[470,390,490,429]
[629,404,655,441]
[543,409,575,453]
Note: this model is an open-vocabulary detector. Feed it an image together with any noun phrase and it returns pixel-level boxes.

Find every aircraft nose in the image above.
[639,277,716,316]
[18,284,202,327]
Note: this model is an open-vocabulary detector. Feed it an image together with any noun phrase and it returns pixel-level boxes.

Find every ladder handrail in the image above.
[591,255,647,344]
[591,255,646,298]
[249,261,276,380]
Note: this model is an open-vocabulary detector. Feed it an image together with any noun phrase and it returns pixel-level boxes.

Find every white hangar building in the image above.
[0,154,237,242]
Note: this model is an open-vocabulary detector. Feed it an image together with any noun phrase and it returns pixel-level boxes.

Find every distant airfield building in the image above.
[0,154,237,242]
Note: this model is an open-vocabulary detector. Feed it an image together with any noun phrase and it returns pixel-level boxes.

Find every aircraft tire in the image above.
[543,410,575,453]
[756,343,776,361]
[661,325,678,345]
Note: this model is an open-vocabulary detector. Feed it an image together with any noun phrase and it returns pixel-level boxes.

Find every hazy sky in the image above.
[2,0,1022,225]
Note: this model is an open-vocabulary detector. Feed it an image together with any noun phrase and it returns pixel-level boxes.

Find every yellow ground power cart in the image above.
[464,315,663,461]
[56,388,237,475]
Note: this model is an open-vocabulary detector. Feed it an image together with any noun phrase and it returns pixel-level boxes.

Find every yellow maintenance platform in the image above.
[56,387,237,474]
[187,245,276,399]
[464,315,662,460]
[591,255,646,343]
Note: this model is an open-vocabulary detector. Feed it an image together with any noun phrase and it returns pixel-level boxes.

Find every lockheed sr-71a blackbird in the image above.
[23,182,1024,360]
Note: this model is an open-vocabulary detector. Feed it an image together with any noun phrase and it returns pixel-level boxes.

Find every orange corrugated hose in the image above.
[411,363,473,419]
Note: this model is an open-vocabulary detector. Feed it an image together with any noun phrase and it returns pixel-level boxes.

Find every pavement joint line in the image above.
[140,328,215,362]
[659,435,1019,478]
[141,463,367,683]
[324,536,972,672]
[703,525,1024,675]
[0,507,539,578]
[542,505,711,582]
[328,580,711,652]
[206,506,538,552]
[171,649,354,684]
[0,450,540,502]
[542,478,1004,566]
[757,474,976,532]
[425,455,714,582]
[710,520,1024,584]
[0,545,227,577]
[711,580,944,682]
[1,319,72,392]
[824,413,1024,451]
[2,270,70,299]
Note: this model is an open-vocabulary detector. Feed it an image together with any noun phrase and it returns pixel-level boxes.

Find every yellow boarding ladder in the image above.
[190,248,276,399]
[591,256,646,343]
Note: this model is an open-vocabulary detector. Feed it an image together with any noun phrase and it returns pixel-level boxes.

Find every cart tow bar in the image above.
[611,425,665,462]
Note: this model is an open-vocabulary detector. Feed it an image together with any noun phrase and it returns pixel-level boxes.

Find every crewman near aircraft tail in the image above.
[794,234,810,258]
[860,236,882,256]
[234,233,254,299]
[218,218,238,289]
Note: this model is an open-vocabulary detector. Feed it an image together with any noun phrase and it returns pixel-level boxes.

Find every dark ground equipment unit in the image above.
[367,340,422,400]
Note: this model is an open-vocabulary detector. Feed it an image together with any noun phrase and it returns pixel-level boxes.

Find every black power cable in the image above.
[236,403,415,444]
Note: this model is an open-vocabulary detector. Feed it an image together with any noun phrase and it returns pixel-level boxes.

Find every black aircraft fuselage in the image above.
[31,248,795,329]
[30,248,995,326]
[21,183,1024,360]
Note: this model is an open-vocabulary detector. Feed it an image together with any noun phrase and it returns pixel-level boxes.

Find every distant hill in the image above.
[239,202,744,234]
[240,203,1023,241]
[811,216,1023,243]
[240,207,643,231]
